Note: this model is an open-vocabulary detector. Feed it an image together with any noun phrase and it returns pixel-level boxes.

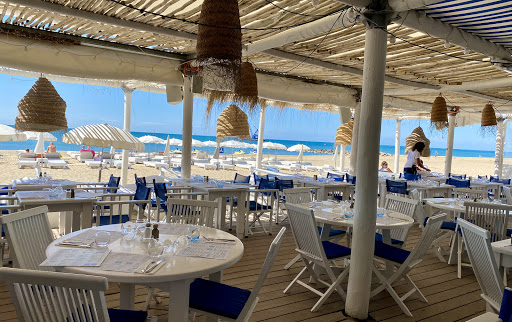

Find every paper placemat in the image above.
[176,239,234,260]
[17,191,50,200]
[40,248,110,267]
[63,230,123,244]
[157,224,191,236]
[99,252,152,273]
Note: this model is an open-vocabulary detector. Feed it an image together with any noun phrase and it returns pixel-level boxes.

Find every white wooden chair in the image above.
[284,203,351,312]
[457,218,505,313]
[243,183,278,236]
[188,227,286,321]
[502,186,512,205]
[166,198,217,227]
[377,195,419,246]
[453,188,486,200]
[458,201,511,278]
[282,188,346,270]
[371,213,447,317]
[0,267,156,322]
[467,287,512,322]
[0,206,54,271]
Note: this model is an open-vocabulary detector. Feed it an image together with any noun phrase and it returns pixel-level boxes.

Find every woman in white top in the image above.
[404,142,431,174]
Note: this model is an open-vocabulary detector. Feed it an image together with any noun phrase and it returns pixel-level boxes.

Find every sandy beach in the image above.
[0,150,502,184]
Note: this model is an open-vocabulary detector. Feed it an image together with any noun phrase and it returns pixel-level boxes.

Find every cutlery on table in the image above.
[141,259,164,274]
[203,237,236,243]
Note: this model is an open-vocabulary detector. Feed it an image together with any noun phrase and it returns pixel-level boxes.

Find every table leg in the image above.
[320,223,331,241]
[379,183,387,208]
[71,211,81,233]
[59,211,72,235]
[318,188,327,201]
[81,202,93,230]
[119,283,135,310]
[168,279,192,322]
[237,192,247,239]
[381,230,395,276]
[209,271,222,282]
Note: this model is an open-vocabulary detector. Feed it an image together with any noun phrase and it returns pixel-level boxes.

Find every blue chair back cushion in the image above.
[386,179,408,195]
[258,178,277,197]
[134,183,150,210]
[446,178,470,188]
[499,287,512,322]
[276,179,294,192]
[108,309,148,322]
[373,242,410,264]
[234,173,250,184]
[189,278,251,319]
[107,175,120,193]
[490,176,511,185]
[346,174,356,184]
[253,173,269,185]
[134,174,146,186]
[327,172,345,181]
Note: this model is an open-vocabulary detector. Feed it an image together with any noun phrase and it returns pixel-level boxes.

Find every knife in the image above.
[145,259,164,273]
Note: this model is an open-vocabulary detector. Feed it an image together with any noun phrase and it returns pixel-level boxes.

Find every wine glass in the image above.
[173,235,189,255]
[95,231,111,248]
[147,239,164,260]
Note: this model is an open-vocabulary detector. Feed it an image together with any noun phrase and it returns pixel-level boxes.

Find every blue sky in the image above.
[0,74,504,152]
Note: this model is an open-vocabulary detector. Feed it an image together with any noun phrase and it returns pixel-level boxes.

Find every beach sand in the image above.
[0,150,503,184]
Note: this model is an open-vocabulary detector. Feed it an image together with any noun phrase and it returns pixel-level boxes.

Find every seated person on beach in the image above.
[379,161,392,173]
[80,144,95,157]
[404,142,430,174]
[25,148,29,153]
[46,142,57,154]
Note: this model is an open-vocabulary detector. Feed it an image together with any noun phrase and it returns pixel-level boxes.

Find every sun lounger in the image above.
[218,163,235,170]
[196,163,217,170]
[44,152,61,159]
[128,157,145,164]
[48,159,68,169]
[113,160,131,169]
[17,160,37,169]
[78,151,94,162]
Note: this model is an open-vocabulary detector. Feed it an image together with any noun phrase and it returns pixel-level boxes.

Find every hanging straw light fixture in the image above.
[234,61,259,109]
[405,127,431,157]
[195,0,242,76]
[334,120,353,146]
[481,102,497,127]
[15,77,67,132]
[216,104,250,142]
[430,94,448,130]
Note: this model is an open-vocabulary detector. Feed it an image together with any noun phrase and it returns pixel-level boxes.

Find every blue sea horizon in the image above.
[0,129,504,158]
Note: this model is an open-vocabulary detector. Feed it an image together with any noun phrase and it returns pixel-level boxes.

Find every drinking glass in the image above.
[376,207,385,217]
[95,231,111,248]
[174,235,189,255]
[147,239,164,259]
[121,222,135,241]
[186,225,200,242]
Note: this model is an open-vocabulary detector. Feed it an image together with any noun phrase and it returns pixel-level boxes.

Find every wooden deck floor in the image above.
[0,224,509,321]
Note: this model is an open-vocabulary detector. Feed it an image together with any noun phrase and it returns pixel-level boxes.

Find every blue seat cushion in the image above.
[424,217,456,231]
[374,241,410,264]
[247,201,271,211]
[151,198,168,212]
[375,233,404,245]
[189,278,250,319]
[321,241,351,259]
[507,229,512,237]
[95,215,131,226]
[317,226,346,237]
[108,308,147,322]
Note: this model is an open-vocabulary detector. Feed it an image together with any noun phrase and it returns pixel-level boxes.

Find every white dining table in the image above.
[491,238,512,286]
[46,224,244,321]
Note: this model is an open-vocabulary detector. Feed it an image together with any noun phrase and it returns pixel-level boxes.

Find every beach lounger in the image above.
[128,157,145,164]
[196,162,217,170]
[218,163,235,170]
[78,151,94,162]
[17,160,37,169]
[113,160,131,169]
[48,159,68,169]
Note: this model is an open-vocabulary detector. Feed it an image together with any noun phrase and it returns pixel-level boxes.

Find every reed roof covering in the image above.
[0,0,511,119]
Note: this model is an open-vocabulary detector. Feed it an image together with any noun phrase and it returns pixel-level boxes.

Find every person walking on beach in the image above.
[404,142,430,174]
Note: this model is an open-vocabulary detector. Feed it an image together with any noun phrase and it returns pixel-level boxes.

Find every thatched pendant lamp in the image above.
[405,126,431,157]
[430,95,448,130]
[216,104,250,142]
[481,103,497,127]
[15,77,67,132]
[196,0,242,67]
[234,61,259,110]
[335,120,353,146]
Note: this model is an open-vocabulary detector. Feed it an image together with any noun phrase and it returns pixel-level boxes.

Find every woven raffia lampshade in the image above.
[196,0,242,67]
[481,103,497,127]
[334,121,353,146]
[405,127,431,157]
[216,104,250,142]
[430,95,448,130]
[15,77,67,132]
[234,61,259,110]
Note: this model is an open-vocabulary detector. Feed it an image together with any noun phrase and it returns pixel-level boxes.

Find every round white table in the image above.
[46,224,244,322]
[491,238,512,286]
[423,198,465,213]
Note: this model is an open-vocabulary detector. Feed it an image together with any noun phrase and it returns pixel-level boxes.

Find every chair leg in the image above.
[404,274,427,302]
[143,287,156,311]
[457,236,463,279]
[284,266,308,294]
[284,254,301,270]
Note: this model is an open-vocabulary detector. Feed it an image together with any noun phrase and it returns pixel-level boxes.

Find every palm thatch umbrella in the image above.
[335,121,353,146]
[405,126,431,157]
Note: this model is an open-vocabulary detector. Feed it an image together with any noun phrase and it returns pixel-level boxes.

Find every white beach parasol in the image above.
[163,135,171,157]
[263,142,287,160]
[24,131,57,141]
[191,139,205,147]
[203,140,218,147]
[288,144,311,164]
[0,125,26,142]
[138,135,164,144]
[34,132,45,155]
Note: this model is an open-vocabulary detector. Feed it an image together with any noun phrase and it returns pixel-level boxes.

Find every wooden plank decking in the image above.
[0,224,509,321]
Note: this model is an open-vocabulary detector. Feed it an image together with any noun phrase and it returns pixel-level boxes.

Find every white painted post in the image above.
[394,118,401,174]
[500,121,507,177]
[120,85,133,186]
[345,22,388,319]
[349,103,361,175]
[256,105,266,170]
[494,118,504,177]
[181,76,193,179]
[444,113,456,177]
[340,144,346,172]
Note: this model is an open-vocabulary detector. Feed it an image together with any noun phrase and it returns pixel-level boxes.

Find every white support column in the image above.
[394,118,401,174]
[181,76,193,179]
[444,113,456,177]
[349,103,361,175]
[345,20,388,319]
[120,86,133,186]
[340,144,346,172]
[256,105,266,170]
[500,121,507,177]
[494,118,504,177]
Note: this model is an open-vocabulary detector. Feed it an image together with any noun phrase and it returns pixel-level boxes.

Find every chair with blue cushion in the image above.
[371,213,447,317]
[107,174,120,193]
[346,173,356,184]
[375,195,419,247]
[446,177,470,188]
[242,178,278,235]
[188,227,286,321]
[152,179,168,221]
[449,173,466,180]
[386,179,408,197]
[0,267,156,322]
[134,174,146,186]
[96,183,151,225]
[468,287,512,322]
[253,173,269,186]
[234,173,250,184]
[478,175,488,180]
[284,203,351,312]
[326,172,345,182]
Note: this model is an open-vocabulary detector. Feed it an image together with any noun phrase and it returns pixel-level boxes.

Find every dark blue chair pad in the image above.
[1,209,9,214]
[108,308,148,322]
[507,229,512,237]
[317,226,346,237]
[374,241,410,264]
[423,217,457,231]
[151,198,168,211]
[94,215,131,226]
[189,278,250,320]
[247,201,271,211]
[375,233,404,245]
[321,241,351,259]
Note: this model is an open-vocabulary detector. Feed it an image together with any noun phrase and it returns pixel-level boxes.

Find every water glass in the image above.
[95,231,111,248]
[376,207,385,217]
[147,239,165,259]
[121,222,136,241]
[186,226,200,242]
[174,235,189,255]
